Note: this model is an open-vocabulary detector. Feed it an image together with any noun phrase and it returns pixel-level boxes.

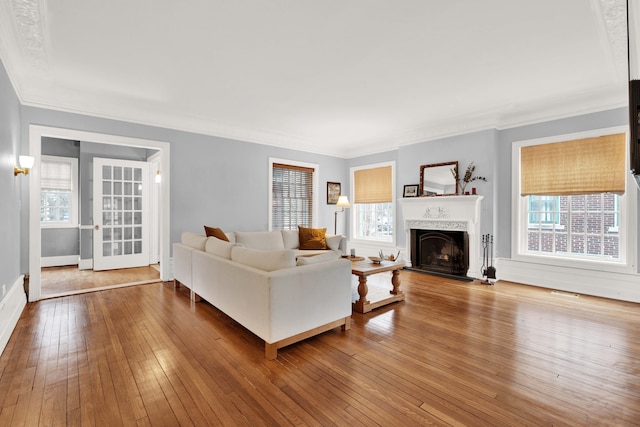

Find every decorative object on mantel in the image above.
[481,234,496,285]
[403,184,419,197]
[451,162,487,195]
[419,161,458,196]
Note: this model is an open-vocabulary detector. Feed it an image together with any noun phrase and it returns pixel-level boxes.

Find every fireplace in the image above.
[398,195,483,279]
[411,229,469,277]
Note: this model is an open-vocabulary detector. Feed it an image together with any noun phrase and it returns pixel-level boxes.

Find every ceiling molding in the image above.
[0,1,631,158]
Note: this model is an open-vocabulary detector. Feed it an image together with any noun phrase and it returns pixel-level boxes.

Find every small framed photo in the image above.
[327,182,341,204]
[403,184,419,198]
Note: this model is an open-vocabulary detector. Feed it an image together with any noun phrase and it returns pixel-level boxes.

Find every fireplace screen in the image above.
[411,229,469,277]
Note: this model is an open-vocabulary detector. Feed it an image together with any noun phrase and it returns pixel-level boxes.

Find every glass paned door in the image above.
[93,158,149,271]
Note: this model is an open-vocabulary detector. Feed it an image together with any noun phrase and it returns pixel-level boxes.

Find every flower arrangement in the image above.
[451,162,487,194]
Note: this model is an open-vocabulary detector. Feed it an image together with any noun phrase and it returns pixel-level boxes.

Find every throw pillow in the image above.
[296,251,339,266]
[298,226,327,250]
[204,225,230,242]
[231,246,296,272]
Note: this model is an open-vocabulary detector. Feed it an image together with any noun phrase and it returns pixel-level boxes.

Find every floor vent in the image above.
[551,290,579,298]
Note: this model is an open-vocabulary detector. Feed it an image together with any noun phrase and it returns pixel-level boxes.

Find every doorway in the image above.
[29,125,171,302]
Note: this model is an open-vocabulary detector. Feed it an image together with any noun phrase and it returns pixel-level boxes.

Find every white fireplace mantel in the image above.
[398,195,484,279]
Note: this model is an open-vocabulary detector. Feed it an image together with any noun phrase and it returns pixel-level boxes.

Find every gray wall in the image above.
[0,58,23,297]
[41,138,80,258]
[18,105,349,271]
[347,112,630,263]
[495,108,628,258]
[5,54,630,277]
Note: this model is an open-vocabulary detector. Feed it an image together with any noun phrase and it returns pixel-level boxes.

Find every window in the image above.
[515,130,629,265]
[351,162,395,243]
[40,155,78,227]
[526,194,620,259]
[270,159,318,230]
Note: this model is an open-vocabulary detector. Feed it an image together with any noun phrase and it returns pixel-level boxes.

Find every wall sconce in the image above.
[334,195,351,235]
[155,170,162,183]
[14,155,35,176]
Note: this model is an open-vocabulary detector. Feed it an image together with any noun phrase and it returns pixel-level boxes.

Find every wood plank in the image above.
[0,269,639,425]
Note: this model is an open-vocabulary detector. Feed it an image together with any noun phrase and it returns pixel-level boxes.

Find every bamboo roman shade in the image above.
[520,133,626,196]
[354,166,392,203]
[272,163,314,230]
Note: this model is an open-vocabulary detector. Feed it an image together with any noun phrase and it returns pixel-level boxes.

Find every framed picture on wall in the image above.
[327,182,341,204]
[403,184,419,197]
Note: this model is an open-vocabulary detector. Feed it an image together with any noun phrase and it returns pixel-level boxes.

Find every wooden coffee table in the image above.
[350,259,405,313]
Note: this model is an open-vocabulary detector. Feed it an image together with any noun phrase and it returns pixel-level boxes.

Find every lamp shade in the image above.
[336,195,350,208]
[19,155,35,169]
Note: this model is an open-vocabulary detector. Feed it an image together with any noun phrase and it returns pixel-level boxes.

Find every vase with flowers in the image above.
[450,162,487,195]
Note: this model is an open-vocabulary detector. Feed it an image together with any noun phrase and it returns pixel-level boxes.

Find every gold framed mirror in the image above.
[419,161,458,196]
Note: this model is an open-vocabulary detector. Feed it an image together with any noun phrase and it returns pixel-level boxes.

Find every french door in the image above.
[93,158,150,271]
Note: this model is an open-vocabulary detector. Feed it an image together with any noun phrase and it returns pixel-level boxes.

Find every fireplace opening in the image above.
[410,229,469,278]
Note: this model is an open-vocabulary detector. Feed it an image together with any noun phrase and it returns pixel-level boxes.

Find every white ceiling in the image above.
[0,0,630,158]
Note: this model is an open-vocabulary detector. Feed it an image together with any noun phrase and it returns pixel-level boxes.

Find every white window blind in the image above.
[272,163,314,230]
[41,159,73,190]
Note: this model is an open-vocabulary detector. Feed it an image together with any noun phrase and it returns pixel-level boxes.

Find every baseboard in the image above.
[78,258,93,270]
[41,255,78,268]
[498,258,640,303]
[0,276,27,357]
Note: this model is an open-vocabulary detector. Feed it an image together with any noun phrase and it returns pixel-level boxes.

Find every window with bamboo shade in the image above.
[520,133,626,196]
[352,163,394,242]
[516,131,628,263]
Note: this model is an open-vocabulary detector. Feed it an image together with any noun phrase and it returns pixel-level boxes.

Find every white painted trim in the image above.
[29,125,171,302]
[0,276,27,356]
[268,157,320,230]
[41,255,78,268]
[498,258,640,303]
[78,258,93,270]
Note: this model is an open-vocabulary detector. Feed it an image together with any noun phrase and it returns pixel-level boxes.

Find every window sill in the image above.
[41,223,79,229]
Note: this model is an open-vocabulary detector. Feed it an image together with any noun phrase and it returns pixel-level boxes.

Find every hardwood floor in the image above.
[1,271,639,426]
[41,265,160,297]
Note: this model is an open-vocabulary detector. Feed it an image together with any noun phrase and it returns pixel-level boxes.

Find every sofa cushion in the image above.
[204,225,230,242]
[235,231,285,250]
[281,230,300,250]
[325,234,342,252]
[231,246,296,272]
[296,251,339,266]
[205,237,237,259]
[181,232,207,251]
[298,226,327,250]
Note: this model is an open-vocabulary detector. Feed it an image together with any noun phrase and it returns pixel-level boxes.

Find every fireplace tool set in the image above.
[481,234,496,285]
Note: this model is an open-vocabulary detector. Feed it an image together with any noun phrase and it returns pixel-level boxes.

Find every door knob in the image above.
[95,225,100,230]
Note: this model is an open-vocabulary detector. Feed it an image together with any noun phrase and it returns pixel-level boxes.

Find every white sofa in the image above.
[173,230,352,359]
